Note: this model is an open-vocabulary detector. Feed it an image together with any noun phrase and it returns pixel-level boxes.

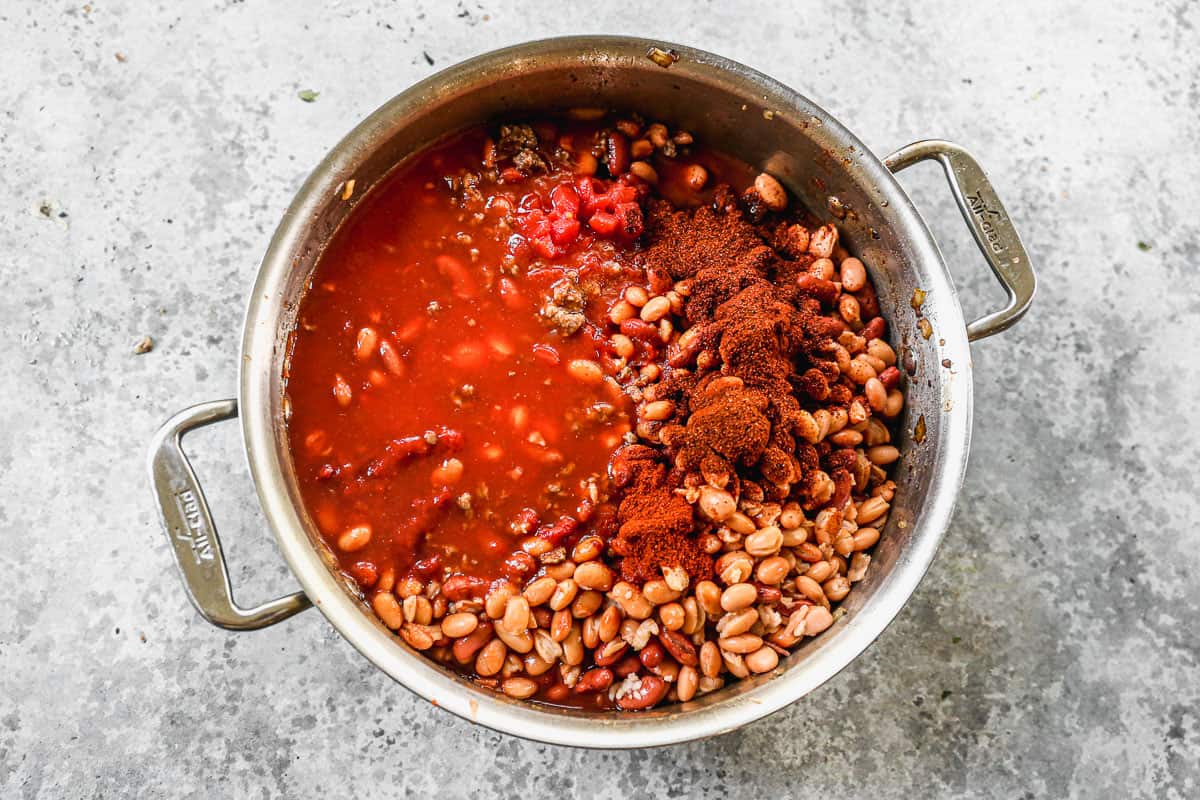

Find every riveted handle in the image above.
[885,140,1036,341]
[147,399,311,630]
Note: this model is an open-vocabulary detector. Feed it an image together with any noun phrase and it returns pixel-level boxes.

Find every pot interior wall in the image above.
[260,39,960,719]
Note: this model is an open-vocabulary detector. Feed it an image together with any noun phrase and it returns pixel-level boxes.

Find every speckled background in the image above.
[1,1,1197,797]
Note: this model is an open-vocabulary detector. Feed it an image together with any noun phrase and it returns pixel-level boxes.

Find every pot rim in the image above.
[239,35,973,748]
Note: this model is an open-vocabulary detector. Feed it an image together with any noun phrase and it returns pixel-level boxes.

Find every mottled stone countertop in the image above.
[1,1,1197,797]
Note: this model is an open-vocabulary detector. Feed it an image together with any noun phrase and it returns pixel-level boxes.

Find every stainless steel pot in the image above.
[148,36,1034,748]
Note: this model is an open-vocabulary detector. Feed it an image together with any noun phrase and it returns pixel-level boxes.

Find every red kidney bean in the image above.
[349,561,378,588]
[442,574,488,600]
[755,583,783,604]
[435,254,477,300]
[502,551,537,580]
[363,435,433,479]
[497,276,526,310]
[616,675,669,710]
[511,507,540,535]
[535,515,580,546]
[855,284,880,318]
[544,683,571,703]
[412,555,443,580]
[796,274,839,304]
[878,366,902,390]
[657,629,698,666]
[605,131,630,175]
[593,641,629,667]
[646,268,673,295]
[531,343,560,365]
[574,668,614,693]
[452,621,493,663]
[639,641,666,669]
[619,318,660,342]
[862,316,886,341]
[614,655,642,677]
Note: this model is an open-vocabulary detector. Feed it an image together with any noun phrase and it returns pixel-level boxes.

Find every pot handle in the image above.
[147,399,312,630]
[884,140,1036,341]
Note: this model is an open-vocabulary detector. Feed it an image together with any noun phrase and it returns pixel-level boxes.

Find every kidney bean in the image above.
[502,677,539,699]
[639,641,666,669]
[474,637,507,676]
[605,131,630,175]
[571,589,603,619]
[755,584,783,605]
[441,574,488,601]
[441,612,479,639]
[862,315,887,341]
[574,561,614,591]
[348,560,378,588]
[646,268,673,295]
[411,555,443,580]
[616,675,669,710]
[856,284,881,319]
[878,365,902,391]
[544,683,571,703]
[619,318,660,342]
[593,640,629,666]
[451,623,492,666]
[796,274,839,304]
[652,659,679,684]
[597,605,622,642]
[502,551,537,581]
[535,515,579,546]
[523,576,558,607]
[362,435,433,479]
[531,343,560,365]
[574,667,614,694]
[613,655,642,678]
[657,629,698,666]
[355,327,378,362]
[677,665,699,702]
[682,164,708,192]
[497,276,526,310]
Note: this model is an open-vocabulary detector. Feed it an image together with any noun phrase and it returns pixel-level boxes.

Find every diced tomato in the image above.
[535,515,580,545]
[550,215,581,245]
[588,211,619,236]
[550,183,580,216]
[531,236,558,259]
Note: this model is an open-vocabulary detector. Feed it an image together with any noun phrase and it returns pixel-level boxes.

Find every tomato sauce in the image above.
[289,128,620,587]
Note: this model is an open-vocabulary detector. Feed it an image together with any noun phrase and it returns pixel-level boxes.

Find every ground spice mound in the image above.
[608,445,712,582]
[610,191,847,583]
[666,378,771,470]
[641,199,763,280]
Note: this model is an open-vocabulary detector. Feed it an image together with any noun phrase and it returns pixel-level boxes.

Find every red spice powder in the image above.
[608,445,711,582]
[609,191,851,584]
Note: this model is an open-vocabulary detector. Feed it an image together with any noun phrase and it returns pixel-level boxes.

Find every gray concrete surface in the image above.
[2,1,1198,797]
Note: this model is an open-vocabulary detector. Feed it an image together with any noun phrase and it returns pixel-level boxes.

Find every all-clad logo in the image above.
[174,489,215,565]
[966,192,1007,254]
